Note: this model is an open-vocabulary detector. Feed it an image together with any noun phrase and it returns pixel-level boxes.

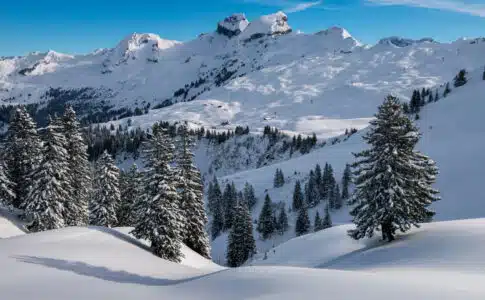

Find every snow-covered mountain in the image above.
[2,11,485,137]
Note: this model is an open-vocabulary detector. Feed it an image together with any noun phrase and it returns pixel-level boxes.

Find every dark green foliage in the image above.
[443,82,451,97]
[257,194,275,239]
[277,204,289,234]
[6,106,43,209]
[295,206,310,236]
[223,182,238,230]
[292,180,304,211]
[314,211,323,232]
[341,164,352,200]
[226,202,256,267]
[273,168,285,188]
[243,182,257,210]
[118,164,142,226]
[453,69,467,88]
[305,170,320,207]
[322,205,332,230]
[348,95,439,242]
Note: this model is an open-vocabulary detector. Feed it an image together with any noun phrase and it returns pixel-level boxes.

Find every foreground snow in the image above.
[2,220,485,299]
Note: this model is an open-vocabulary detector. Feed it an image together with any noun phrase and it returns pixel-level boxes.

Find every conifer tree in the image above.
[314,211,323,232]
[434,90,439,102]
[322,205,332,230]
[0,158,15,207]
[208,176,223,215]
[292,180,304,211]
[322,163,336,202]
[305,170,319,207]
[25,118,69,232]
[348,96,439,242]
[243,182,257,210]
[6,106,42,209]
[211,199,225,240]
[341,164,352,200]
[223,182,238,230]
[90,150,120,228]
[277,204,289,234]
[62,106,90,226]
[333,184,342,210]
[257,194,275,239]
[131,128,184,262]
[443,82,451,97]
[176,123,211,259]
[273,168,285,188]
[118,164,142,226]
[453,69,467,87]
[295,206,310,236]
[226,202,256,267]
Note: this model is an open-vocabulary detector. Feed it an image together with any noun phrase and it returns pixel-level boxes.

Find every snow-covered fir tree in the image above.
[257,194,275,239]
[295,206,310,236]
[348,95,439,242]
[305,170,320,207]
[341,164,352,200]
[118,164,142,226]
[89,150,120,228]
[333,184,342,210]
[0,154,15,207]
[223,182,238,230]
[292,180,304,211]
[131,128,184,262]
[243,182,257,210]
[176,124,211,259]
[322,163,336,202]
[277,204,289,234]
[226,201,256,267]
[208,176,223,215]
[62,106,90,226]
[25,118,69,232]
[322,205,332,230]
[314,211,323,232]
[211,198,225,240]
[273,168,285,188]
[6,106,42,209]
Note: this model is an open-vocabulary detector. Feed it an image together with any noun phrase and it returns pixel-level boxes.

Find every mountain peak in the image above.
[239,11,292,41]
[216,13,249,38]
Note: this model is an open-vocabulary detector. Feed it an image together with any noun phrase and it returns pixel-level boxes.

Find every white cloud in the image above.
[244,0,323,13]
[286,1,323,13]
[367,0,485,17]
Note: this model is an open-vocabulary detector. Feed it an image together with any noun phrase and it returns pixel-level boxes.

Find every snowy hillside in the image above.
[2,12,485,137]
[2,220,485,299]
[208,68,485,260]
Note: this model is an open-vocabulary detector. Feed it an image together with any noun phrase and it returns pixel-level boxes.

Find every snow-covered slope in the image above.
[208,69,485,260]
[2,12,485,137]
[253,219,485,274]
[2,221,485,299]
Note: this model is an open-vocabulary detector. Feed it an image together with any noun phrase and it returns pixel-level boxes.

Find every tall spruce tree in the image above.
[273,168,285,188]
[305,170,319,207]
[25,118,69,232]
[176,124,211,259]
[277,204,289,234]
[333,184,342,210]
[208,176,223,215]
[131,128,184,262]
[118,164,142,226]
[257,194,275,239]
[314,211,323,232]
[211,199,225,240]
[243,182,257,210]
[0,158,15,207]
[341,164,351,200]
[226,202,256,267]
[90,151,120,227]
[348,96,439,242]
[292,180,304,211]
[6,106,42,209]
[322,205,332,230]
[223,182,238,230]
[295,206,310,236]
[62,106,90,226]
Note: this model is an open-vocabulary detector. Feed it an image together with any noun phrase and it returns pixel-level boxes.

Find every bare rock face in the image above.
[216,14,250,38]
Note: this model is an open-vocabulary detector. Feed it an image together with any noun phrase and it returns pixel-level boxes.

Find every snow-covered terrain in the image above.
[2,12,485,137]
[208,67,485,260]
[2,219,485,299]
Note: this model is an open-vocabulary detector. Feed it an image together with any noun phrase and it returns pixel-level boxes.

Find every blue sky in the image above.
[1,0,485,56]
